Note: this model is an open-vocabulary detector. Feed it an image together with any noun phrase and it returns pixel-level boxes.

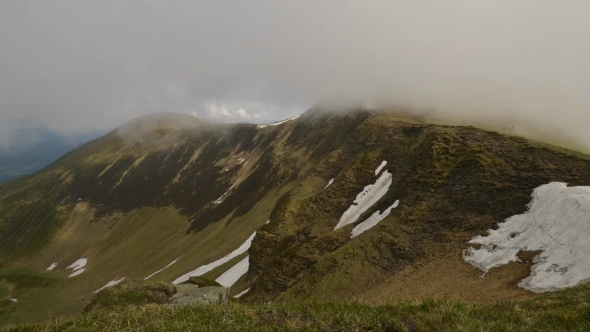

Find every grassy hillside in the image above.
[1,109,590,326]
[7,280,590,331]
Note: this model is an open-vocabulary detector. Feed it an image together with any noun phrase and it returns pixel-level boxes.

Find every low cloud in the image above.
[206,103,232,118]
[0,1,589,150]
[235,109,252,119]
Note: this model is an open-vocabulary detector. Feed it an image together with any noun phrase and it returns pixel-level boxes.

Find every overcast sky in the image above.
[1,1,589,149]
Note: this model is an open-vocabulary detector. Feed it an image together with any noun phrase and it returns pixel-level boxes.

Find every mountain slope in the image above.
[1,109,590,325]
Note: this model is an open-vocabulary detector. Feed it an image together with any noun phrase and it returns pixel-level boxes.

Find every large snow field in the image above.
[351,200,399,238]
[334,170,393,230]
[173,232,256,284]
[215,256,249,287]
[463,182,590,292]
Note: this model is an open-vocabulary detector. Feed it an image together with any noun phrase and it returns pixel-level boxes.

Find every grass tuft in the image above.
[82,280,176,313]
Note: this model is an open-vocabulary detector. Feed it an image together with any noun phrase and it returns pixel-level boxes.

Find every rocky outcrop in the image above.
[168,285,229,305]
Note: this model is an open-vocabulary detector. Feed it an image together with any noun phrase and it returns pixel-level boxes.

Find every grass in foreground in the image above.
[7,281,590,332]
[82,280,176,313]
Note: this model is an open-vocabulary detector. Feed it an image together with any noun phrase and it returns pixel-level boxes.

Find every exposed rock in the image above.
[182,276,221,287]
[168,285,229,306]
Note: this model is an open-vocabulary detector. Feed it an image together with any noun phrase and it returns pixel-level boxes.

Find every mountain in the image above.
[0,126,104,184]
[1,109,590,326]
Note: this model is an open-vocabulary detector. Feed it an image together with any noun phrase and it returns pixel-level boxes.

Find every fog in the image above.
[1,1,589,150]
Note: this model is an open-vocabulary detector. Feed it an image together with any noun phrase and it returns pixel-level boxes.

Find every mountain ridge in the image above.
[1,108,590,326]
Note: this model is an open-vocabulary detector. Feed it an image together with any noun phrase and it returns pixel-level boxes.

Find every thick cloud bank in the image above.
[1,1,589,150]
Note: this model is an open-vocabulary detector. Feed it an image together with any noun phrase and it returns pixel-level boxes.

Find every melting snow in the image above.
[93,277,126,293]
[46,262,58,271]
[145,258,180,280]
[351,200,399,238]
[235,288,250,298]
[375,161,387,176]
[324,178,334,189]
[334,170,393,230]
[10,298,17,303]
[463,182,590,293]
[216,256,249,287]
[68,268,86,277]
[257,115,301,128]
[173,232,256,284]
[214,177,241,204]
[66,258,87,271]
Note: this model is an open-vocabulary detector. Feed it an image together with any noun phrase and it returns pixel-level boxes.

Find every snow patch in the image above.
[257,115,301,128]
[324,178,334,189]
[93,277,126,293]
[10,298,17,303]
[145,258,180,280]
[214,177,241,204]
[375,161,387,176]
[351,200,399,238]
[216,256,249,287]
[66,258,87,271]
[173,232,256,284]
[235,288,250,298]
[68,268,86,277]
[265,219,270,224]
[238,158,245,164]
[463,182,590,293]
[334,170,393,230]
[46,262,58,271]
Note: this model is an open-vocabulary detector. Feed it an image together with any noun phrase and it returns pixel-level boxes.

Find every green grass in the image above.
[0,270,58,291]
[0,269,62,325]
[8,282,590,331]
[82,280,176,313]
[181,276,221,288]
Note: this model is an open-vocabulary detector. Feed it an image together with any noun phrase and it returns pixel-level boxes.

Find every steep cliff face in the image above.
[2,109,590,325]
